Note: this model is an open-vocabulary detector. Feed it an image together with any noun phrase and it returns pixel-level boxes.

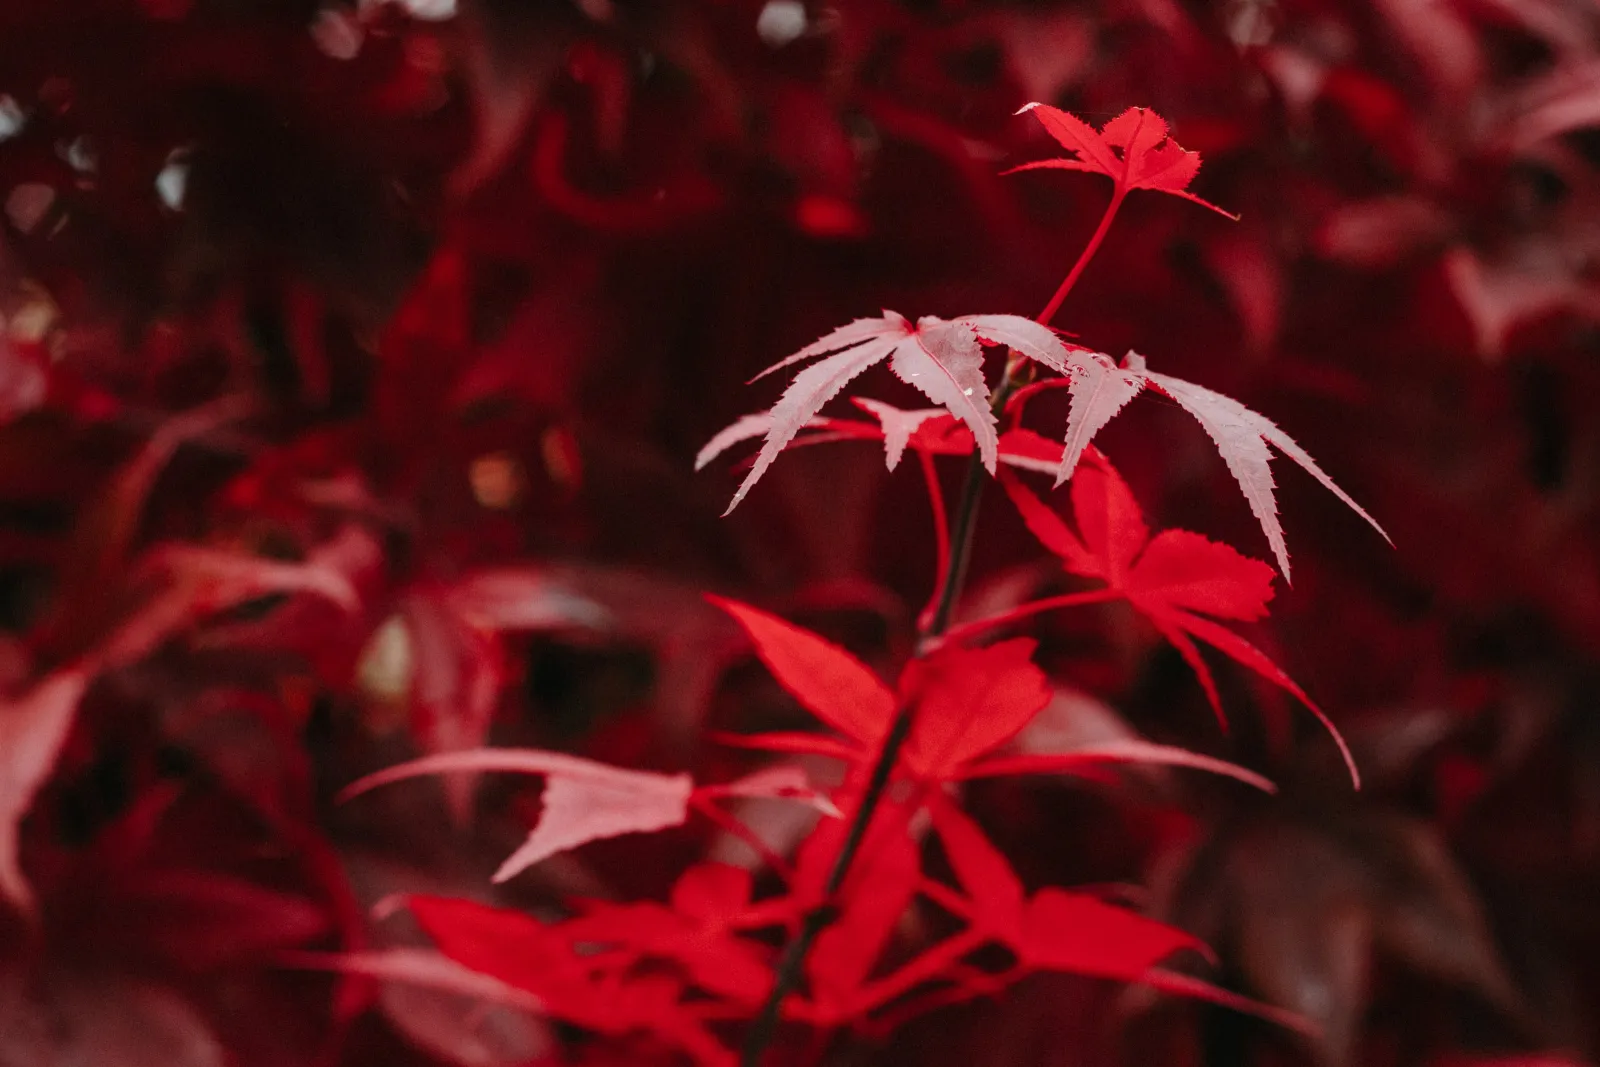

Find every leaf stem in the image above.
[1036,188,1126,326]
[740,378,1021,1067]
[934,588,1121,647]
[739,705,916,1065]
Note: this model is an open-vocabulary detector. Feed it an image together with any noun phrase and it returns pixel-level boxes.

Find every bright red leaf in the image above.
[799,800,923,1014]
[409,895,736,1066]
[1010,104,1236,217]
[898,639,1052,780]
[560,865,777,1008]
[1017,889,1207,979]
[706,595,895,750]
[713,595,1269,790]
[1000,453,1360,785]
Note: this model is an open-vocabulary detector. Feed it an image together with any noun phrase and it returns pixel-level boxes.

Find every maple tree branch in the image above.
[924,452,990,639]
[743,175,1130,1067]
[1036,187,1127,326]
[742,380,1021,1067]
[739,705,916,1066]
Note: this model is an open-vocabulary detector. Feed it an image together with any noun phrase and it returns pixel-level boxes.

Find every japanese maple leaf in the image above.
[696,399,1071,479]
[2,535,366,914]
[708,594,1048,779]
[1047,350,1388,581]
[922,798,1309,1032]
[407,895,735,1067]
[558,864,782,1008]
[1010,104,1236,217]
[343,749,696,882]
[343,749,822,882]
[708,313,1075,512]
[708,596,1272,790]
[281,946,546,1015]
[1000,452,1359,785]
[928,796,1204,975]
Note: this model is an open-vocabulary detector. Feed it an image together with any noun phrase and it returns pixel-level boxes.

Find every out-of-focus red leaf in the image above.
[0,669,87,913]
[444,568,610,632]
[393,591,506,821]
[116,871,331,969]
[1017,889,1206,980]
[343,749,696,882]
[0,970,225,1067]
[280,947,545,1012]
[282,946,555,1066]
[408,895,735,1066]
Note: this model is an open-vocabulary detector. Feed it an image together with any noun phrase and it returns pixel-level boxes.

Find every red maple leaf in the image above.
[708,595,1272,790]
[1010,104,1237,218]
[406,894,737,1067]
[998,451,1359,784]
[707,594,1048,781]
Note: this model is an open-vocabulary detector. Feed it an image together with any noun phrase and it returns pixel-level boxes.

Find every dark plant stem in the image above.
[741,184,1129,1067]
[739,374,1022,1067]
[738,705,916,1066]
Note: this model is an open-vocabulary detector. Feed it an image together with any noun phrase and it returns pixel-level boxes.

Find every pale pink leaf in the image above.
[955,314,1077,376]
[278,948,545,1012]
[1141,361,1389,581]
[747,314,902,382]
[1055,350,1146,485]
[960,740,1276,793]
[446,569,610,631]
[340,749,694,881]
[696,413,780,471]
[890,319,997,472]
[727,333,902,513]
[0,670,89,912]
[702,765,841,817]
[139,543,361,612]
[852,399,944,471]
[400,592,506,821]
[495,772,692,882]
